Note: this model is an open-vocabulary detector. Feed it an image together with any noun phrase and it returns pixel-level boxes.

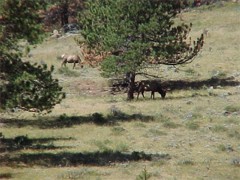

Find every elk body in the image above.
[61,54,82,69]
[137,80,166,99]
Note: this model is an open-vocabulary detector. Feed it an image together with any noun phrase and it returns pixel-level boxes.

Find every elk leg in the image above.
[151,91,155,99]
[137,91,140,99]
[61,61,66,67]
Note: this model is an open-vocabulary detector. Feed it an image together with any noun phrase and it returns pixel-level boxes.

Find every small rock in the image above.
[226,145,234,152]
[186,101,193,105]
[232,158,240,166]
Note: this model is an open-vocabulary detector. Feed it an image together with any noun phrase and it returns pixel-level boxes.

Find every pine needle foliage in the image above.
[79,0,204,77]
[0,0,65,113]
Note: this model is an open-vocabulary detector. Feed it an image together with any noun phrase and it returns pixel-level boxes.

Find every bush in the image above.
[136,167,151,180]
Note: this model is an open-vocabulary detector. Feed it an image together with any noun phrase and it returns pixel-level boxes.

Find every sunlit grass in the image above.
[1,2,240,180]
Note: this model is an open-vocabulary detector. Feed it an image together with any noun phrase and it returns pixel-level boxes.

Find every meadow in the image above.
[0,2,240,180]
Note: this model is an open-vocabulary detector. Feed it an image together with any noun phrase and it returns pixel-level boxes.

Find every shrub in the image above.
[136,167,151,180]
[93,140,112,152]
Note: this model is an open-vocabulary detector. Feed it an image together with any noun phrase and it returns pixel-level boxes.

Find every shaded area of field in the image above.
[0,173,12,179]
[0,150,170,167]
[111,77,240,96]
[162,77,240,91]
[0,136,73,152]
[1,112,154,129]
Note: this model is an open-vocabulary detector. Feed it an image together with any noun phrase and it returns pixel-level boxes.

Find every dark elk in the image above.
[61,54,82,69]
[137,80,167,99]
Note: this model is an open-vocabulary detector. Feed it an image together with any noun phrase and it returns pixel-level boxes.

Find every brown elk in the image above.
[137,80,166,99]
[61,54,82,69]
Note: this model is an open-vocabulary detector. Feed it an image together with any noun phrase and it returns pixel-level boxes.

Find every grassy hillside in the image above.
[1,2,240,180]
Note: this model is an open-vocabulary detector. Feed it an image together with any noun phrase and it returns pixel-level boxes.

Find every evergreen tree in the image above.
[0,0,65,113]
[44,0,85,29]
[79,0,204,99]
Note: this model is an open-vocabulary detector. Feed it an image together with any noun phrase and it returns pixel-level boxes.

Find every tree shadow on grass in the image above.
[162,77,240,91]
[0,136,73,153]
[0,150,170,167]
[1,112,154,129]
[0,173,12,179]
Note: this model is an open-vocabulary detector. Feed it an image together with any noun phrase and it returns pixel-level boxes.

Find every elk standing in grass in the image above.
[61,54,84,69]
[137,80,166,99]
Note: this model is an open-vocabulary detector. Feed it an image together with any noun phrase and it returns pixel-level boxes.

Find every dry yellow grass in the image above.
[1,2,240,180]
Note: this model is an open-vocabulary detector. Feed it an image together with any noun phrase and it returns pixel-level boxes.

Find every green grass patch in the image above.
[92,140,112,152]
[224,105,240,113]
[178,159,195,166]
[57,67,80,77]
[211,125,227,133]
[228,130,240,140]
[111,126,126,136]
[185,121,200,130]
[115,142,129,152]
[185,68,197,76]
[225,118,239,125]
[59,168,108,179]
[161,119,179,129]
[217,144,227,152]
[133,122,147,128]
[146,128,167,137]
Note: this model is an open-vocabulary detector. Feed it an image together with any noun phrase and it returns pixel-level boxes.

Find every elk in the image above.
[137,80,166,99]
[61,54,83,69]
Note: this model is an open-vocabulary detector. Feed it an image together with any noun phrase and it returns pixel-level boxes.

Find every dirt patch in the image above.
[76,79,109,96]
[62,78,110,97]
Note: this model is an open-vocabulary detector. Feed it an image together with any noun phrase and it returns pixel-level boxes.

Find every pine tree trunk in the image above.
[126,72,135,100]
[60,1,69,26]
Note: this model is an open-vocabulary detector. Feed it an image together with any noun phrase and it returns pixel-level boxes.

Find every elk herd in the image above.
[110,79,167,100]
[59,45,167,100]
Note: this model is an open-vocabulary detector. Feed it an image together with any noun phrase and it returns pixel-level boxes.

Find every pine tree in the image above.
[0,0,65,113]
[79,0,204,100]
